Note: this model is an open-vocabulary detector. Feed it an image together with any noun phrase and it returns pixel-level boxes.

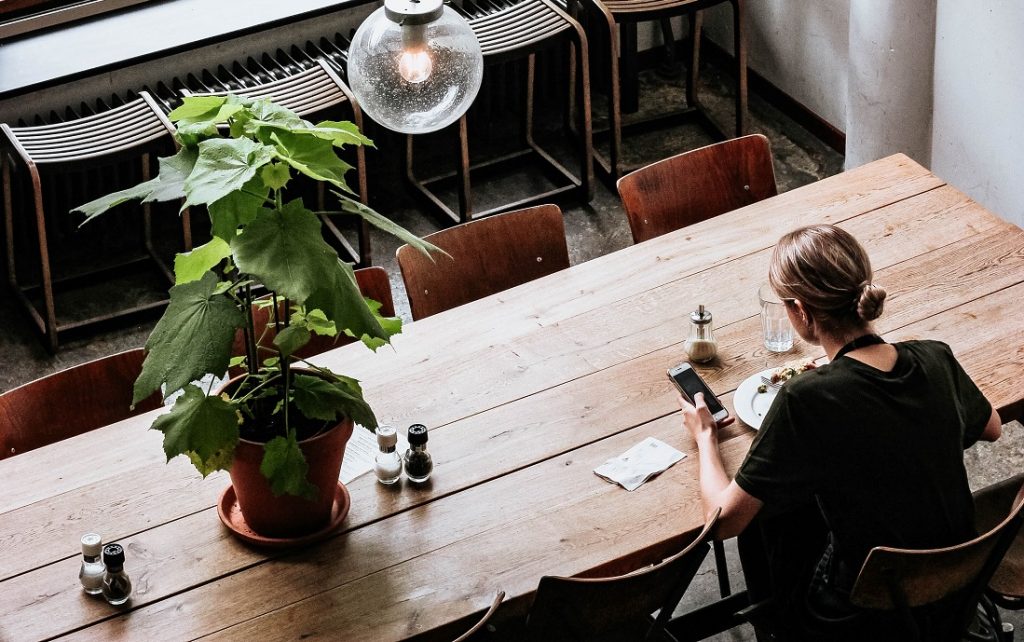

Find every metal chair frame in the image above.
[406,0,594,225]
[181,57,372,266]
[1,91,191,352]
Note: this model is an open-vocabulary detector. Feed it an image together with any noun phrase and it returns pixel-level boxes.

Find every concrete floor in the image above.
[2,56,1020,639]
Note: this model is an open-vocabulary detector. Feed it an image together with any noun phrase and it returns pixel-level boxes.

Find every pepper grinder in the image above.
[101,543,132,606]
[684,304,718,363]
[404,424,433,483]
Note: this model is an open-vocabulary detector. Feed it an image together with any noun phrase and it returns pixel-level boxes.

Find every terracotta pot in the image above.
[229,417,353,538]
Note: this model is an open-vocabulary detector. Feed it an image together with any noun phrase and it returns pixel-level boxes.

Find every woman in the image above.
[679,224,1002,635]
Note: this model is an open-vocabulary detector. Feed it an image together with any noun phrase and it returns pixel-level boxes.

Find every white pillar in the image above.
[846,0,937,169]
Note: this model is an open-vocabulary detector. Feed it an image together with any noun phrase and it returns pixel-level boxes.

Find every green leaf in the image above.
[302,308,337,337]
[230,199,338,304]
[134,271,245,404]
[271,129,354,193]
[292,374,376,428]
[260,162,290,191]
[273,325,311,357]
[228,355,246,368]
[73,147,197,221]
[184,137,275,207]
[169,96,228,122]
[260,434,318,499]
[306,258,392,349]
[151,385,239,476]
[176,121,219,148]
[299,120,374,148]
[330,190,446,259]
[208,175,267,241]
[173,237,231,284]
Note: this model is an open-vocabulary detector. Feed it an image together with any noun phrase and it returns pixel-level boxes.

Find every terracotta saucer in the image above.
[217,481,351,549]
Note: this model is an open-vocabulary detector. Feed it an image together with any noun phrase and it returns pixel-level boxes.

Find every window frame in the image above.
[0,0,153,40]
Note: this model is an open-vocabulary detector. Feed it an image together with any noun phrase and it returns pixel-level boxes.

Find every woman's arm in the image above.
[980,406,1002,442]
[679,392,763,539]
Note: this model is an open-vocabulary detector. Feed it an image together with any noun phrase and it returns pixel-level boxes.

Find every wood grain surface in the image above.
[3,155,1022,641]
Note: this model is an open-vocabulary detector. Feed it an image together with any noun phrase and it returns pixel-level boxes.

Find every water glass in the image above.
[759,284,794,352]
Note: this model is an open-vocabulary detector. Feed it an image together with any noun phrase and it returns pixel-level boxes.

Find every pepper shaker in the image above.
[404,424,433,483]
[684,304,718,363]
[79,533,104,595]
[101,543,132,606]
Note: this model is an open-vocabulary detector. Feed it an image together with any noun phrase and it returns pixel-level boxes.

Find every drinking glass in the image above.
[759,284,794,352]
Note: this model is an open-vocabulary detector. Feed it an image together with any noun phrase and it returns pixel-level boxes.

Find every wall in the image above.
[931,0,1024,228]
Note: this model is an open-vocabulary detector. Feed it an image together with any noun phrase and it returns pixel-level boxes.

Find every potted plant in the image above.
[76,94,437,539]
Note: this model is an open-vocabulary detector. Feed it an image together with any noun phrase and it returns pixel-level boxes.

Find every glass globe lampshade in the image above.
[347,0,484,134]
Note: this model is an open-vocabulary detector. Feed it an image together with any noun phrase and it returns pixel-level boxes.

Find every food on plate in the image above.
[769,360,817,384]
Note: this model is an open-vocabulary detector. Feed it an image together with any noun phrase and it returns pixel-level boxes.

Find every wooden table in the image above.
[3,155,1024,641]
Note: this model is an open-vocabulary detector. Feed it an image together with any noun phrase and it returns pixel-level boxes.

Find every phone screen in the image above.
[671,367,726,415]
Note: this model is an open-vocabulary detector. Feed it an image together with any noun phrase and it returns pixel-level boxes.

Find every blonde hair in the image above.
[768,224,886,335]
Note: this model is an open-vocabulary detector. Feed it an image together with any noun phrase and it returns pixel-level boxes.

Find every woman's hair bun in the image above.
[856,283,887,322]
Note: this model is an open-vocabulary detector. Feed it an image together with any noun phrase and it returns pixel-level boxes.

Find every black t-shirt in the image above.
[735,339,992,592]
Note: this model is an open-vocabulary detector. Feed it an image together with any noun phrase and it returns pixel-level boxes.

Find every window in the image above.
[0,0,154,39]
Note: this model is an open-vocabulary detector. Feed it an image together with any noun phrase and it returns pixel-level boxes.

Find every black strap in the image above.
[834,333,886,360]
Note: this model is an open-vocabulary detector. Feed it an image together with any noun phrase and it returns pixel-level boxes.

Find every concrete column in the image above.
[846,0,937,169]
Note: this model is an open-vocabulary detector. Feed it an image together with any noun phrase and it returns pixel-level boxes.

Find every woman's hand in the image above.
[676,391,733,442]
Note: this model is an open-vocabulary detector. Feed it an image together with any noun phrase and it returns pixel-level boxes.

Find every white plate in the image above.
[734,370,779,430]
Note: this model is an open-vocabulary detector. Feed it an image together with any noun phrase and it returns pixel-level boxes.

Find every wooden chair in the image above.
[523,510,720,641]
[809,481,1024,642]
[1,91,192,351]
[182,58,372,265]
[452,591,506,642]
[233,266,395,366]
[616,133,776,244]
[396,204,570,320]
[407,0,593,224]
[0,349,161,459]
[572,0,748,181]
[975,474,1024,612]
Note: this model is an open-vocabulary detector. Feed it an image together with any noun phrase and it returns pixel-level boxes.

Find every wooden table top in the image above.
[3,154,1023,641]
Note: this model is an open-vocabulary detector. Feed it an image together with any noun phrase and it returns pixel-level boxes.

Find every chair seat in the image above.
[601,0,720,18]
[467,0,576,57]
[974,473,1024,600]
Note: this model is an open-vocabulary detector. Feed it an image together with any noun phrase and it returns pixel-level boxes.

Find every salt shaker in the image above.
[373,424,403,485]
[404,424,433,483]
[101,543,132,605]
[684,305,718,363]
[79,533,105,595]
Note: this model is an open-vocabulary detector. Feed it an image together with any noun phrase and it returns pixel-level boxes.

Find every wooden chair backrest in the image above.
[850,481,1024,617]
[524,510,719,640]
[234,266,396,364]
[0,349,160,459]
[452,591,505,642]
[973,473,1024,599]
[397,204,570,320]
[616,134,777,244]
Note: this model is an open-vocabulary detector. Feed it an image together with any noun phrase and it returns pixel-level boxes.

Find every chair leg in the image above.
[30,170,58,352]
[456,115,472,222]
[687,10,703,108]
[731,0,748,136]
[3,155,17,291]
[620,22,640,114]
[572,18,595,202]
[606,16,623,180]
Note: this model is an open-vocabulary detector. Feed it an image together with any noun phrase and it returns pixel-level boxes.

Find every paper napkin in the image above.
[593,437,686,491]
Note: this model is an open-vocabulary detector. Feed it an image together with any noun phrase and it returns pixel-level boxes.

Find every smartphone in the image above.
[667,362,730,423]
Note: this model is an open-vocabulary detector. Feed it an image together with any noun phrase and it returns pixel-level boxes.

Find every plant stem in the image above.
[232,373,281,404]
[241,188,275,207]
[242,284,258,376]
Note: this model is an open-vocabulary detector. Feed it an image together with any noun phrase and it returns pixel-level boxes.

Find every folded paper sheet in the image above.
[593,437,686,491]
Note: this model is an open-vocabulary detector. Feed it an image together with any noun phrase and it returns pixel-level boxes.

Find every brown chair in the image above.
[616,133,776,244]
[809,481,1024,642]
[182,58,372,266]
[233,266,396,366]
[0,349,162,459]
[407,0,593,224]
[523,510,720,641]
[975,473,1024,612]
[452,591,506,642]
[573,0,748,181]
[396,204,570,320]
[1,91,192,351]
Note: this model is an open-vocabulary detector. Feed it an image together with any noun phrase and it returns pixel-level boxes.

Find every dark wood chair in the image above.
[0,349,162,459]
[233,266,396,367]
[181,58,372,265]
[1,91,192,351]
[396,204,570,320]
[975,473,1024,612]
[616,133,776,244]
[808,481,1024,642]
[452,591,506,642]
[572,0,748,181]
[522,510,720,641]
[407,0,593,224]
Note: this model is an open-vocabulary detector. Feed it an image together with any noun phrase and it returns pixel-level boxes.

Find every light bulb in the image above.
[398,49,433,84]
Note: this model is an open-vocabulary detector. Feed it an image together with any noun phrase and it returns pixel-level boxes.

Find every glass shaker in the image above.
[684,305,718,363]
[373,425,403,485]
[404,424,433,483]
